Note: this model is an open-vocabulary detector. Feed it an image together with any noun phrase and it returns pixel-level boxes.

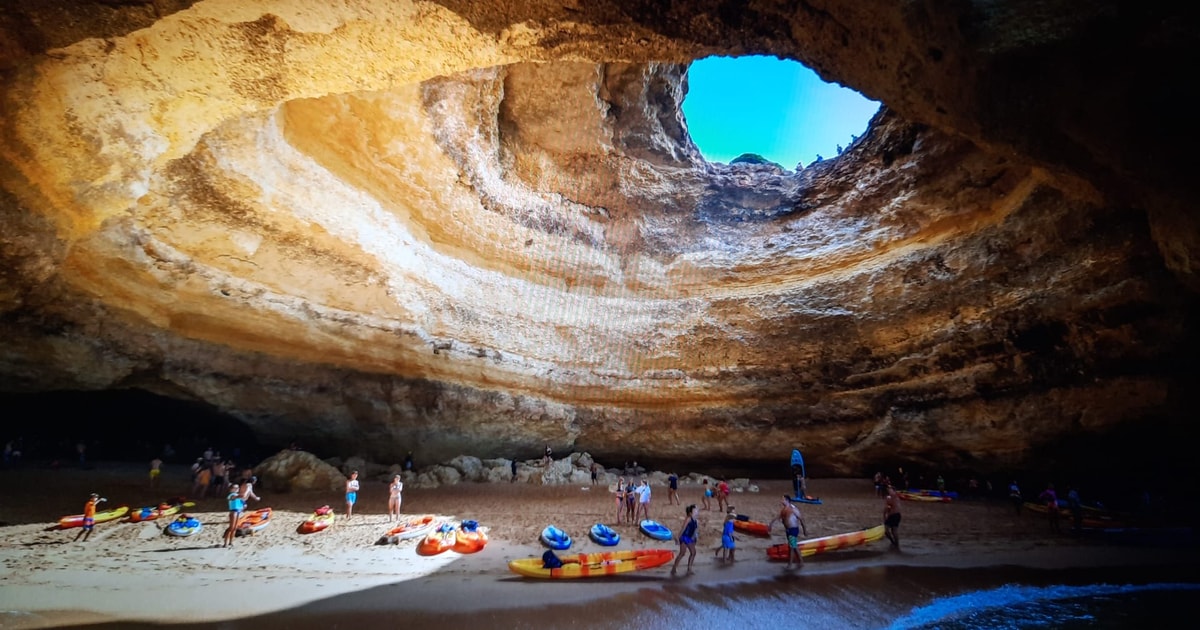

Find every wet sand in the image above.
[0,462,1196,629]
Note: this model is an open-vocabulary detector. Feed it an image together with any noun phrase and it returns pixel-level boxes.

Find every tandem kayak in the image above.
[767,525,886,560]
[509,549,674,579]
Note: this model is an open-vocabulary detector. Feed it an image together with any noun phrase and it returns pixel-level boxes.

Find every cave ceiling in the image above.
[0,1,1196,474]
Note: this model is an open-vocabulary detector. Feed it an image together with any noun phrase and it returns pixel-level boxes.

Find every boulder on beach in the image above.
[254,449,346,493]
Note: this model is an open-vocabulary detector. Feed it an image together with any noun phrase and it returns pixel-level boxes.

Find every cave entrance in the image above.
[683,55,879,170]
[0,389,264,466]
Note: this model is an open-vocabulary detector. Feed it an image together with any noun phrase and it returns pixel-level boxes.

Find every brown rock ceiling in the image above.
[0,1,1196,476]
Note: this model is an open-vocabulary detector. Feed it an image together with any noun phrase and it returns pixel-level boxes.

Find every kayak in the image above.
[417,522,457,555]
[589,523,620,546]
[541,525,572,550]
[732,517,770,537]
[1022,502,1128,528]
[235,507,272,535]
[129,501,193,523]
[298,506,335,534]
[789,495,823,505]
[454,520,488,554]
[509,549,674,579]
[59,505,130,529]
[908,489,958,499]
[164,515,202,537]
[767,525,886,560]
[384,514,437,540]
[897,490,952,503]
[639,519,672,541]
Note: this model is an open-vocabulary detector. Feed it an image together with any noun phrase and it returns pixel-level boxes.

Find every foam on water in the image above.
[886,582,1200,630]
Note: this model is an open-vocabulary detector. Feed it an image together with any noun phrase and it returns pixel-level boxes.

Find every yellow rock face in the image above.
[0,1,1195,473]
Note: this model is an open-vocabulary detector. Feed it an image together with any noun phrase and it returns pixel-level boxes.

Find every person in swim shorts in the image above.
[345,470,360,518]
[769,495,808,569]
[149,457,162,488]
[883,484,902,549]
[224,483,244,548]
[74,493,105,542]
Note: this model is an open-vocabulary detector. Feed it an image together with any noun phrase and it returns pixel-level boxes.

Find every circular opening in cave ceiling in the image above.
[684,56,880,169]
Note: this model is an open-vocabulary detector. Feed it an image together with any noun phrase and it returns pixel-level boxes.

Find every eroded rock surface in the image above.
[1,1,1196,476]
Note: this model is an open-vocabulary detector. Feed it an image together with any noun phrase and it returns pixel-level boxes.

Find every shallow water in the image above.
[66,563,1199,630]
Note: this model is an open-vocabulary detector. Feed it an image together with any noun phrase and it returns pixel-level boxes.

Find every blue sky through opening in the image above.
[683,56,880,169]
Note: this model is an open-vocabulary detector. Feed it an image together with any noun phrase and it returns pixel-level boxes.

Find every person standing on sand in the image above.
[716,479,730,514]
[149,457,162,488]
[667,472,679,505]
[1038,483,1061,533]
[670,504,698,576]
[701,478,712,511]
[388,474,404,520]
[590,461,599,485]
[345,470,360,519]
[883,485,902,550]
[542,445,552,467]
[510,458,518,483]
[636,478,652,521]
[614,477,627,524]
[193,465,211,499]
[1008,480,1023,515]
[625,477,637,523]
[717,506,737,563]
[224,483,244,548]
[768,495,808,569]
[74,493,105,542]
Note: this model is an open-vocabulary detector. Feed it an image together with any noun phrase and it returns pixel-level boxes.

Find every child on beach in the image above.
[717,506,737,562]
[345,471,360,519]
[149,457,162,488]
[73,493,105,543]
[670,504,698,576]
[716,479,730,513]
[701,479,712,511]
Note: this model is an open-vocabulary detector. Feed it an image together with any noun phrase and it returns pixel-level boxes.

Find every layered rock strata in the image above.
[1,1,1196,476]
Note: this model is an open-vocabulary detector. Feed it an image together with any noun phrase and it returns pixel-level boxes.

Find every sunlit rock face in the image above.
[1,1,1196,475]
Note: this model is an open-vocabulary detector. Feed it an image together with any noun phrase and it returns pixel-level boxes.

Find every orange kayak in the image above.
[385,514,437,540]
[298,506,335,534]
[732,518,770,537]
[454,525,488,554]
[236,507,272,535]
[417,523,456,555]
[767,525,886,560]
[897,490,952,502]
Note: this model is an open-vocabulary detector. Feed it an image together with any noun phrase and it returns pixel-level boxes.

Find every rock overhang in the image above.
[0,1,1196,477]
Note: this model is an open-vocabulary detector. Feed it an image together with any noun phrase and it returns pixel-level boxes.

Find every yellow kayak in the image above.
[767,525,886,560]
[508,548,674,579]
[59,505,130,528]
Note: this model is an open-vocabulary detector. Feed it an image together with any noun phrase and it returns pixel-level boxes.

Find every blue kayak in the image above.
[589,523,621,546]
[165,515,202,537]
[789,495,823,505]
[639,519,672,541]
[541,525,572,550]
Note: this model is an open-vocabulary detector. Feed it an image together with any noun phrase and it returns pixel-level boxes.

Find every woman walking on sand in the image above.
[224,483,244,548]
[388,474,404,521]
[670,504,699,576]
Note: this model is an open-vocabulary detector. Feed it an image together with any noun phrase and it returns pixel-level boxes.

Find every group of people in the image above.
[613,476,653,524]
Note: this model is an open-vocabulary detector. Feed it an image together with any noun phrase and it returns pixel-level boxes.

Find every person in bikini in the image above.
[388,474,404,521]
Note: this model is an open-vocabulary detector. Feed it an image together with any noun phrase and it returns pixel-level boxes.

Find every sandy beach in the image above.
[1,461,1197,629]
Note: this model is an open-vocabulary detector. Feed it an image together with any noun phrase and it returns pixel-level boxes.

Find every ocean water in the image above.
[75,563,1199,630]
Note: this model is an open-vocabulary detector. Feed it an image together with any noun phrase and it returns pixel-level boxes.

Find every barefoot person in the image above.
[73,493,106,543]
[345,471,360,519]
[388,474,404,521]
[667,472,679,505]
[768,495,808,569]
[149,457,162,488]
[883,484,902,549]
[614,476,627,524]
[224,483,244,548]
[718,506,737,563]
[670,504,699,576]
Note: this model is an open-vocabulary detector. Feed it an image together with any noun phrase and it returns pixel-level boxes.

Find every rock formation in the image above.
[1,1,1196,479]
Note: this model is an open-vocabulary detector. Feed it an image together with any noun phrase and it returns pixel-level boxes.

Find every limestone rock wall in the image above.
[1,1,1196,476]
